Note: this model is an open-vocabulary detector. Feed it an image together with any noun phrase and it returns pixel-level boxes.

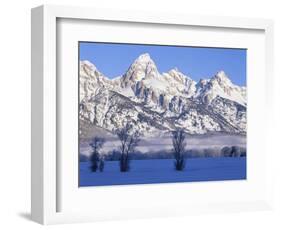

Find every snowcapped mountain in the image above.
[79,54,246,138]
[194,71,246,106]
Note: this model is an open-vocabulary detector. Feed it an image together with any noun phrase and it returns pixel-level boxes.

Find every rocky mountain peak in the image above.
[121,53,159,84]
[168,67,190,75]
[168,67,182,75]
[212,71,232,86]
[135,53,152,62]
[79,56,246,136]
[131,53,156,70]
[80,60,97,70]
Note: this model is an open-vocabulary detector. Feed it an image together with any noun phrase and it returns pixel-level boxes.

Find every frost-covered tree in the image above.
[171,128,186,171]
[93,106,98,125]
[221,146,231,157]
[99,156,105,172]
[231,146,241,157]
[89,137,105,172]
[116,124,140,172]
[221,146,241,157]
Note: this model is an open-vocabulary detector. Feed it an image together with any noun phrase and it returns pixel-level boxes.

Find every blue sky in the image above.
[79,42,246,86]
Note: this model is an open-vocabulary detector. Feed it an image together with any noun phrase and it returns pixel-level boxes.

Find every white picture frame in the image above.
[31,5,274,225]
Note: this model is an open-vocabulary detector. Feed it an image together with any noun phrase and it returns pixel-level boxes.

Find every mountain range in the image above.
[79,53,246,138]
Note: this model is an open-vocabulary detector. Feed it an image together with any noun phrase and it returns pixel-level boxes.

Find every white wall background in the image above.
[0,0,280,229]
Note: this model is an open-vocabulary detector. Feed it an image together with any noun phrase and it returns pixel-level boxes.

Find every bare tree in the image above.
[89,137,105,172]
[171,128,186,171]
[93,106,98,125]
[99,156,105,172]
[231,146,241,157]
[221,146,231,157]
[221,146,241,157]
[116,124,140,172]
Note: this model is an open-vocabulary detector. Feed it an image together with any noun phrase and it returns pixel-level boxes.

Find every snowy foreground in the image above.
[79,157,246,187]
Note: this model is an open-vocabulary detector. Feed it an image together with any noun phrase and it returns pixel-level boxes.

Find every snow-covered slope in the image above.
[194,71,246,106]
[79,54,246,137]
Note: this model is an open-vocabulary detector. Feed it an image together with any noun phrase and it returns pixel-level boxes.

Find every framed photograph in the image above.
[78,42,247,187]
[31,5,274,225]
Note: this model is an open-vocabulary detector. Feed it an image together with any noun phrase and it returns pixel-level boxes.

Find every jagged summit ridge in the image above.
[135,53,152,62]
[122,53,160,83]
[79,53,246,137]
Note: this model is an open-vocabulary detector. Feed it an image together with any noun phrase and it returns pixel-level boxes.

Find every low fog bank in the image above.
[80,133,246,159]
